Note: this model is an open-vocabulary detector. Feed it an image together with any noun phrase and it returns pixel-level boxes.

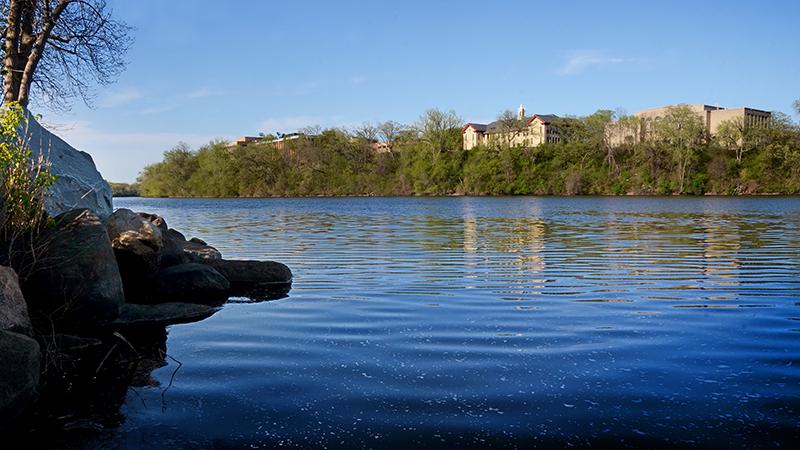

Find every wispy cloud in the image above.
[50,120,218,182]
[557,51,629,75]
[138,87,220,115]
[257,115,346,134]
[98,88,142,108]
[140,104,178,115]
[187,87,218,99]
[349,75,367,85]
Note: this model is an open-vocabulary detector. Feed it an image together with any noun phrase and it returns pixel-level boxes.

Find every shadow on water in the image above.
[9,285,291,448]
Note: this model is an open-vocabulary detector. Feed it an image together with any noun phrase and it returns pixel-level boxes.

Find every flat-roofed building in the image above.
[608,103,772,145]
[226,136,264,148]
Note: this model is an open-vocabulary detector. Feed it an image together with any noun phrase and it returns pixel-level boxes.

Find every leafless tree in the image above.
[416,108,462,157]
[496,109,527,147]
[378,120,405,154]
[1,0,133,110]
[350,121,380,143]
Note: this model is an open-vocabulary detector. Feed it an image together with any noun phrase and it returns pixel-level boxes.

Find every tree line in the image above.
[136,103,800,198]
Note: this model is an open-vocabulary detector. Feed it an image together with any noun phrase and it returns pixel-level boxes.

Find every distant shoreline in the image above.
[113,192,797,199]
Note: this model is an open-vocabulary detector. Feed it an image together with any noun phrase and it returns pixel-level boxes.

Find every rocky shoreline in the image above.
[0,207,291,432]
[0,109,292,436]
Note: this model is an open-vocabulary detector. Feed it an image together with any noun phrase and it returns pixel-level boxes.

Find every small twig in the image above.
[94,342,118,375]
[160,352,183,412]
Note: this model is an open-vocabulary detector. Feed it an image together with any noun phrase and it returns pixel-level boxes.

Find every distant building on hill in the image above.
[226,132,321,151]
[463,104,561,150]
[226,136,264,148]
[608,103,772,145]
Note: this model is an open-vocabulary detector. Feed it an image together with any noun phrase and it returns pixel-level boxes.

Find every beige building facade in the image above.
[463,105,561,150]
[609,103,771,145]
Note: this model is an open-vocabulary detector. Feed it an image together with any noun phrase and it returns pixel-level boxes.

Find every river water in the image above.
[86,197,799,448]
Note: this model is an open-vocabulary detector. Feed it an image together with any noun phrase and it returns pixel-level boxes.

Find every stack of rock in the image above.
[0,208,292,426]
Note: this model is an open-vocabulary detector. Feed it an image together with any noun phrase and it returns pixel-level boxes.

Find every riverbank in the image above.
[0,207,293,434]
[134,114,800,198]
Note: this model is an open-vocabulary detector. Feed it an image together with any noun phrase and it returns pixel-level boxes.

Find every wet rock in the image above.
[113,302,219,329]
[159,227,186,268]
[208,259,292,300]
[0,266,32,336]
[135,213,185,268]
[21,108,113,218]
[105,208,163,300]
[22,209,124,331]
[183,239,222,263]
[154,263,230,305]
[0,330,40,427]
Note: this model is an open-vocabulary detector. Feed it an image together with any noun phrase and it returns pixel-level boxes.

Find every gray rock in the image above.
[208,259,292,292]
[21,108,112,218]
[113,302,219,329]
[105,208,163,300]
[159,227,188,268]
[0,330,40,427]
[154,263,230,305]
[183,239,222,262]
[22,209,124,331]
[0,266,32,335]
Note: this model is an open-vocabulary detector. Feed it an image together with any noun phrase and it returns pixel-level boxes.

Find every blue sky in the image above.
[37,0,800,182]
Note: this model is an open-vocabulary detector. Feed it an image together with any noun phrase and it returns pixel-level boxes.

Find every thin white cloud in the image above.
[257,115,346,134]
[50,120,217,182]
[187,87,218,99]
[98,88,142,108]
[349,75,367,85]
[139,104,178,115]
[557,51,629,75]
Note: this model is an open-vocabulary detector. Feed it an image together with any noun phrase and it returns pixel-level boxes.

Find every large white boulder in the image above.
[21,109,113,218]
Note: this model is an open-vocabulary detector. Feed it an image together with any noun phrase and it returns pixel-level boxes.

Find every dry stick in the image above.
[161,353,183,412]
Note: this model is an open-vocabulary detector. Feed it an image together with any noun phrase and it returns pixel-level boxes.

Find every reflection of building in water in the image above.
[525,218,546,273]
[461,204,547,296]
[701,218,741,295]
[463,214,478,254]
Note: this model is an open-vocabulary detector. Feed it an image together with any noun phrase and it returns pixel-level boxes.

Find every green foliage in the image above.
[137,107,800,198]
[107,181,140,197]
[0,103,55,239]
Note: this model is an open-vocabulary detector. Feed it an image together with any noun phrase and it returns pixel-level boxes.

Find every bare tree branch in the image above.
[1,0,133,110]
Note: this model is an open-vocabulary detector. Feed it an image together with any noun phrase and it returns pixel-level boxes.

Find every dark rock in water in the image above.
[105,208,163,300]
[0,330,41,428]
[154,263,230,305]
[189,237,207,245]
[0,266,33,336]
[21,108,113,218]
[22,209,124,331]
[159,227,186,268]
[137,213,184,268]
[183,239,222,263]
[208,259,292,300]
[113,302,219,329]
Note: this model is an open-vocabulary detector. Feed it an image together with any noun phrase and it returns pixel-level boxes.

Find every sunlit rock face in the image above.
[21,109,113,219]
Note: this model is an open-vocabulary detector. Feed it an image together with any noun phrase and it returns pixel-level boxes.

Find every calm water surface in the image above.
[94,197,799,448]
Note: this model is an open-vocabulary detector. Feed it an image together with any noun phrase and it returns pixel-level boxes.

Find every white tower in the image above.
[518,103,526,120]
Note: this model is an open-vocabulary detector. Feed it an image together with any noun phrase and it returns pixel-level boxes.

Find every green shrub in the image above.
[1,103,55,240]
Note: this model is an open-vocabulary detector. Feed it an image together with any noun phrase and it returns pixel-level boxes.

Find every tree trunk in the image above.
[3,0,71,107]
[3,0,23,104]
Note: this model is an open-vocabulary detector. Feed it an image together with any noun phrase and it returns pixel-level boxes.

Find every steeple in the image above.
[517,103,526,120]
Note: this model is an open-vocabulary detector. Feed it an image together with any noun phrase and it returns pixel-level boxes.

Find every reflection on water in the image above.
[64,197,800,447]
